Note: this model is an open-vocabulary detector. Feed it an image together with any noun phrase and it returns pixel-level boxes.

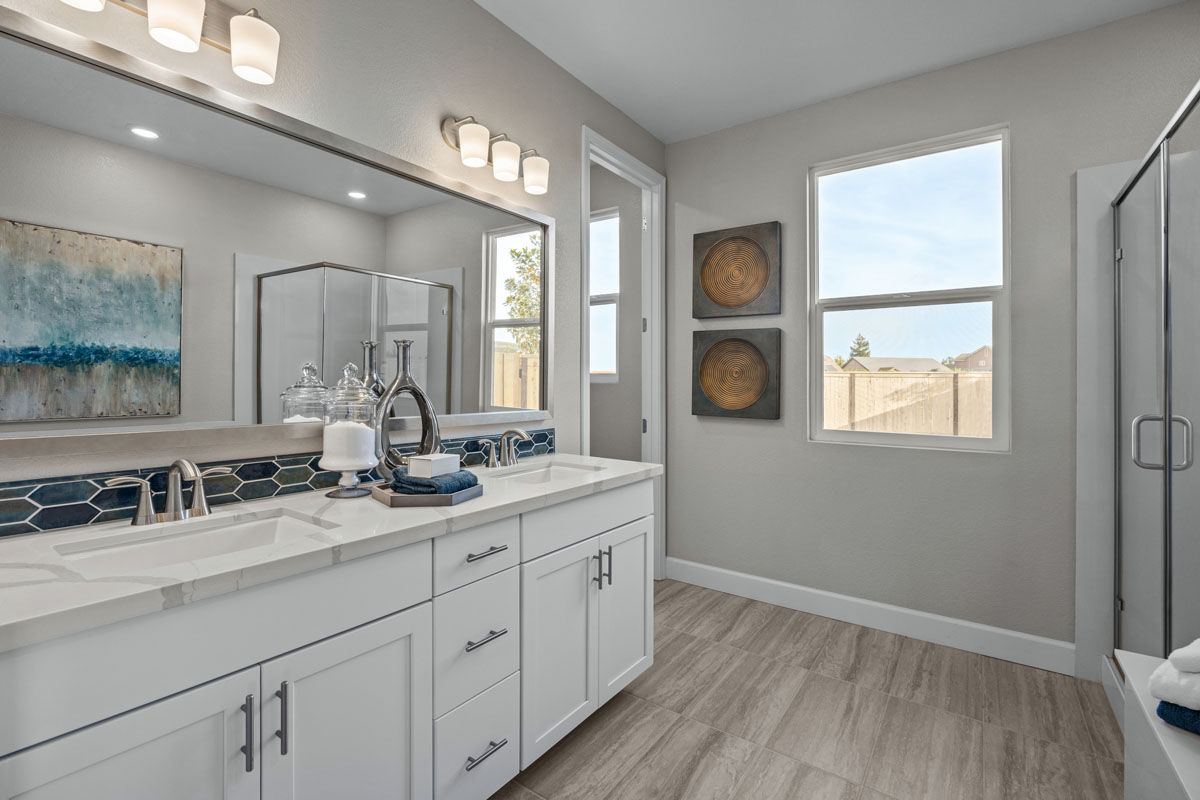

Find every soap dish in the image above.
[370,483,483,507]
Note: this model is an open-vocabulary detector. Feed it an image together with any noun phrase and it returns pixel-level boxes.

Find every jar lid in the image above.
[326,362,375,405]
[280,362,327,400]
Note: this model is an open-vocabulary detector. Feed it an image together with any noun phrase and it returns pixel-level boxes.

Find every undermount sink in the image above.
[55,508,338,573]
[491,461,605,485]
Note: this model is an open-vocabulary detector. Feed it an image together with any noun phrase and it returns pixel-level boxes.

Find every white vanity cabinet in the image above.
[261,605,433,800]
[0,666,261,800]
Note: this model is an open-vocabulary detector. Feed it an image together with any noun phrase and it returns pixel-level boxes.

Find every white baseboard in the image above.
[1101,654,1126,732]
[665,557,1076,675]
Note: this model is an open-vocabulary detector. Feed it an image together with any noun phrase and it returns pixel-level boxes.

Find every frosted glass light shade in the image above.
[59,0,106,11]
[523,155,549,195]
[147,0,205,53]
[458,122,490,168]
[492,140,520,182]
[230,12,280,84]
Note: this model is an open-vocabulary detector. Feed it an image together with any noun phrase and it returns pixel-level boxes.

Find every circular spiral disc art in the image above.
[699,236,771,308]
[698,338,770,410]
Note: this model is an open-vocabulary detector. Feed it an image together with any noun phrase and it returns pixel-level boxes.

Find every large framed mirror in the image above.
[0,17,551,460]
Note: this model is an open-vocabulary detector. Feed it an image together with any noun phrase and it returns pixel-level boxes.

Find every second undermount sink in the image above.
[55,508,338,574]
[491,460,605,486]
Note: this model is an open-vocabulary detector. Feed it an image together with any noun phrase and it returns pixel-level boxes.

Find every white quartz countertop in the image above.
[0,454,662,654]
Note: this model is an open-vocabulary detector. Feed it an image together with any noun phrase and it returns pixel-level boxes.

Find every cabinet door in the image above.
[261,603,433,800]
[598,516,655,704]
[520,537,600,768]
[0,667,259,800]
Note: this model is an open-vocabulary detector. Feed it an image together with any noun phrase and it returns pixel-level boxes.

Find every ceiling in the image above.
[0,35,449,217]
[474,0,1184,143]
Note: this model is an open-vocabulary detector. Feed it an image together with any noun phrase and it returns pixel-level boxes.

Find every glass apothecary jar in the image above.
[280,362,327,423]
[318,363,379,498]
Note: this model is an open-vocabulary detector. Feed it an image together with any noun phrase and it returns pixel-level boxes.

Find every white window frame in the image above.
[588,207,620,383]
[807,125,1012,453]
[483,222,543,411]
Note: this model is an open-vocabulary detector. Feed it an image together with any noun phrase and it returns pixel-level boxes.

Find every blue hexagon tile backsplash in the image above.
[0,428,554,537]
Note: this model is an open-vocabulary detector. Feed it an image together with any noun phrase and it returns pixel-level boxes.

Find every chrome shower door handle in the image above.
[1132,413,1194,470]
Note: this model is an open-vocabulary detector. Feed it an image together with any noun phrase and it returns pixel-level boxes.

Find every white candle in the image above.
[319,420,379,472]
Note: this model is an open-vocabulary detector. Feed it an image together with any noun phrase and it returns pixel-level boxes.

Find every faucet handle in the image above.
[104,476,155,526]
[190,467,233,517]
[475,439,499,469]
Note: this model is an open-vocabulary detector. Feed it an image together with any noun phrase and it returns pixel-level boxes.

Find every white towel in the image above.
[1169,638,1200,673]
[1150,659,1200,711]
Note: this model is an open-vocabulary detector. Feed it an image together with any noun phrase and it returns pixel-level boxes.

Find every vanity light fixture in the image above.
[347,191,367,200]
[129,126,160,139]
[58,0,106,11]
[441,115,550,195]
[230,8,279,85]
[147,0,206,53]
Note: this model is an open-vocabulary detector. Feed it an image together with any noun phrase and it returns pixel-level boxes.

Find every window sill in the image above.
[810,429,1010,454]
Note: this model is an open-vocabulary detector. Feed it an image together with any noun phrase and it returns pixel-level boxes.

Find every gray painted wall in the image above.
[0,0,666,469]
[664,2,1200,642]
[589,164,643,462]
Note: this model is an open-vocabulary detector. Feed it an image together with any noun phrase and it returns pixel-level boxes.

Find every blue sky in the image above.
[818,140,1000,361]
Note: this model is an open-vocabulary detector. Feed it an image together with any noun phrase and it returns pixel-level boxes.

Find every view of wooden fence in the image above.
[824,371,992,437]
[493,352,541,409]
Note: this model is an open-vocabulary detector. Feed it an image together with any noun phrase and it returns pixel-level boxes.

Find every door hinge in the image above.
[1116,597,1125,611]
[642,217,648,232]
[642,317,647,333]
[1115,247,1124,262]
[642,419,647,434]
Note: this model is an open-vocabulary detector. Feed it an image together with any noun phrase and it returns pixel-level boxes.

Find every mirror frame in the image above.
[0,7,555,470]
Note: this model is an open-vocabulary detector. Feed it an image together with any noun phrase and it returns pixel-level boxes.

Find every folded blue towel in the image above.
[1157,700,1200,736]
[390,466,478,495]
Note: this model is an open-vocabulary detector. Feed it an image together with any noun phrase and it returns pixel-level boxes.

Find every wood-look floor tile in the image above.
[863,696,990,800]
[733,606,841,668]
[978,724,1123,800]
[730,749,858,800]
[625,629,744,712]
[979,657,1093,753]
[493,780,545,800]
[517,692,677,800]
[814,623,903,692]
[684,648,810,744]
[887,637,985,719]
[656,582,723,631]
[1092,756,1124,800]
[857,791,899,800]
[603,716,757,800]
[1075,678,1123,762]
[655,578,688,602]
[680,592,767,643]
[766,672,889,783]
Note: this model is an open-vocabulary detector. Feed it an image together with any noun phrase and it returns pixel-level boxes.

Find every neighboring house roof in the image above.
[823,355,842,372]
[841,357,950,372]
[954,344,991,361]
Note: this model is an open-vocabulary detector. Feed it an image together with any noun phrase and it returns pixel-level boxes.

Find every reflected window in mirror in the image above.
[484,225,543,410]
[589,209,620,383]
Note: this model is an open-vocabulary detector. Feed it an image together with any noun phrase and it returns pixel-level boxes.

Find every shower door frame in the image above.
[1112,76,1200,658]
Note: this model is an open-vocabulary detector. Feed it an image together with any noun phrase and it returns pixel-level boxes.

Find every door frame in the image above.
[580,126,667,579]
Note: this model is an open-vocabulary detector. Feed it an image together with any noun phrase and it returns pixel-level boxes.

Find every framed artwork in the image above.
[0,219,182,421]
[692,328,781,420]
[693,220,781,318]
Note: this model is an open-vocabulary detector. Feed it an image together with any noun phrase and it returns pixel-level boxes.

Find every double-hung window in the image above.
[589,209,620,382]
[809,127,1010,451]
[484,224,543,410]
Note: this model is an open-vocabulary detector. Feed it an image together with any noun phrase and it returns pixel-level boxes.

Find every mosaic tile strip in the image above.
[0,428,554,538]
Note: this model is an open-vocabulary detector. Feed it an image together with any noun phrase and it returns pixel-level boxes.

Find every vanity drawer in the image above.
[521,479,653,561]
[433,517,520,595]
[434,567,520,717]
[434,671,519,800]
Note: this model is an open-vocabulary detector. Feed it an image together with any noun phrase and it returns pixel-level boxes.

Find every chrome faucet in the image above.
[104,460,232,526]
[499,429,531,467]
[476,439,499,469]
[375,339,442,470]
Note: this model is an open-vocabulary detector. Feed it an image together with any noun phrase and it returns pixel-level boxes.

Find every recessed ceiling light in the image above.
[347,191,367,200]
[129,126,160,140]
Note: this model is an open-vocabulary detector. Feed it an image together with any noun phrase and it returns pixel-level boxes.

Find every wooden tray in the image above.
[370,483,483,507]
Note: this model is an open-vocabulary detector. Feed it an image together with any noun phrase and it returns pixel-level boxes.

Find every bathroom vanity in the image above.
[0,455,661,800]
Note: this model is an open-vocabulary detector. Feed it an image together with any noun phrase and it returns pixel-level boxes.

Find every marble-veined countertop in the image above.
[0,454,662,654]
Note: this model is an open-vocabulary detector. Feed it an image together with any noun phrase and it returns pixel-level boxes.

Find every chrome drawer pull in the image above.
[240,694,254,773]
[465,738,508,772]
[275,681,290,755]
[465,628,509,652]
[465,544,508,563]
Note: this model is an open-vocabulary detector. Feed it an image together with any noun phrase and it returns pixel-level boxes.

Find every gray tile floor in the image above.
[497,580,1123,800]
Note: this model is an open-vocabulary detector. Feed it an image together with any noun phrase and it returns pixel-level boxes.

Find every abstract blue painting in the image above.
[0,220,182,421]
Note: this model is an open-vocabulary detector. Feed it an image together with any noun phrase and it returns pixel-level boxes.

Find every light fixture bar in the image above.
[110,0,237,52]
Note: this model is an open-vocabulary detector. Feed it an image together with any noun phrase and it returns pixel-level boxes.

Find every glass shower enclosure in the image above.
[1113,84,1200,658]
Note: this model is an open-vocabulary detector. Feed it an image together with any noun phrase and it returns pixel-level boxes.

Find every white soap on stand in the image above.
[407,452,461,478]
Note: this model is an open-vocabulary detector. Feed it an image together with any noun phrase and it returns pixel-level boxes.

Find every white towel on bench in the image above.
[1151,659,1200,711]
[1168,638,1200,673]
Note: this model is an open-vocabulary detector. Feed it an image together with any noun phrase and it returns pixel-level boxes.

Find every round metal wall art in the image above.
[699,236,770,309]
[698,337,769,410]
